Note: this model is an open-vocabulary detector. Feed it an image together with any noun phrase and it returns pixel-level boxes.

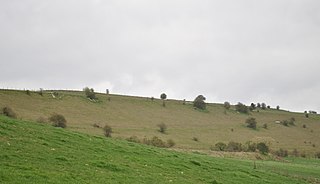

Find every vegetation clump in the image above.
[157,123,167,133]
[2,106,17,119]
[245,117,257,129]
[235,102,248,114]
[274,148,288,157]
[193,95,206,110]
[37,117,47,123]
[256,142,269,154]
[103,125,112,137]
[83,87,96,100]
[49,113,67,128]
[160,93,167,107]
[223,102,231,110]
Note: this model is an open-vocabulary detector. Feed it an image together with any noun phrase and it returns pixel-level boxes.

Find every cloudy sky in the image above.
[1,0,320,112]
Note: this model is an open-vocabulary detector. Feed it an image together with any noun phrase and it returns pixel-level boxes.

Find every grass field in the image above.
[0,89,319,156]
[1,115,319,183]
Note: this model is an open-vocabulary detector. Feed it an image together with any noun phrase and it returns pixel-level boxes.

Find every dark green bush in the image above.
[235,103,248,114]
[257,142,269,154]
[193,95,206,110]
[83,87,96,100]
[224,102,231,110]
[245,117,257,129]
[274,148,288,157]
[226,141,242,152]
[2,106,17,119]
[49,113,67,128]
[214,142,227,151]
[315,152,320,159]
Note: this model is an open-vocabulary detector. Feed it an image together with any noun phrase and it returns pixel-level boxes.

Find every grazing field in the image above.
[0,89,319,156]
[1,115,319,183]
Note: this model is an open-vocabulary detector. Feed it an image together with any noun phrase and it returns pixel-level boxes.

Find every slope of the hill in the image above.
[1,115,320,183]
[0,89,319,155]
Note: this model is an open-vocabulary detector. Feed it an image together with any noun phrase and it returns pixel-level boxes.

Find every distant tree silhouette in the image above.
[193,95,206,110]
[160,93,167,107]
[224,102,231,110]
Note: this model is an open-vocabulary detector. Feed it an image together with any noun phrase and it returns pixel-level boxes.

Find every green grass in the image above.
[1,115,319,183]
[0,89,319,156]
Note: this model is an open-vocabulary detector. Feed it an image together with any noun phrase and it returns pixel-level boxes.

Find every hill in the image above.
[0,89,319,156]
[1,115,320,183]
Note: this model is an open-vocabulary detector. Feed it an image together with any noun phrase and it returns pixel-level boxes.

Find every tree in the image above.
[245,117,257,129]
[103,125,112,137]
[235,102,249,114]
[83,87,96,100]
[276,105,280,110]
[261,103,267,110]
[257,103,261,108]
[193,95,206,110]
[224,102,231,110]
[160,93,167,107]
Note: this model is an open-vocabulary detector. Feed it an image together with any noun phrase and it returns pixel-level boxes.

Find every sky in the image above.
[0,0,320,113]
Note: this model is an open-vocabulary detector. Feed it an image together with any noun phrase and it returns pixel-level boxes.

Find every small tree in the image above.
[257,142,269,154]
[83,87,96,100]
[160,93,167,107]
[103,125,112,137]
[38,88,43,96]
[250,103,256,110]
[49,113,67,128]
[257,103,261,108]
[224,102,231,110]
[235,102,249,114]
[193,95,206,110]
[276,105,280,110]
[157,123,167,133]
[262,123,268,129]
[261,103,267,110]
[245,117,257,129]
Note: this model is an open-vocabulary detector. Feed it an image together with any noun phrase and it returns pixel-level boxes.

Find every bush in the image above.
[103,125,112,137]
[224,102,231,110]
[235,103,248,114]
[167,139,175,148]
[274,148,288,157]
[49,113,67,128]
[147,136,167,148]
[38,88,43,96]
[245,141,257,152]
[83,87,96,100]
[2,106,17,119]
[305,113,309,118]
[126,136,141,143]
[302,124,307,128]
[261,103,267,110]
[262,123,268,129]
[92,123,101,128]
[160,93,167,107]
[245,117,257,129]
[249,103,256,111]
[315,152,320,159]
[26,90,31,95]
[193,95,206,110]
[157,123,167,133]
[226,141,242,152]
[257,142,269,154]
[214,142,227,151]
[291,149,299,157]
[276,105,280,110]
[192,137,199,142]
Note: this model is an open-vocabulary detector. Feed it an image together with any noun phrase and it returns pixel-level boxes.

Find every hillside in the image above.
[1,115,320,183]
[0,89,319,156]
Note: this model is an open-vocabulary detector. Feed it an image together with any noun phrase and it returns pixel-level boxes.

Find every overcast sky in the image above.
[1,0,320,112]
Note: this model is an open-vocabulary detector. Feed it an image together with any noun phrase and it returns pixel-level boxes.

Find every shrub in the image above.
[157,123,167,133]
[126,136,141,143]
[262,123,268,129]
[150,136,167,147]
[49,113,67,128]
[245,141,257,152]
[257,103,261,108]
[302,124,307,128]
[274,148,288,157]
[103,125,112,137]
[261,103,267,110]
[224,102,231,110]
[315,152,320,159]
[245,117,257,129]
[257,142,269,154]
[183,99,186,105]
[151,97,154,101]
[167,139,175,147]
[235,103,248,114]
[305,113,309,118]
[26,90,31,95]
[193,95,206,110]
[226,141,242,152]
[38,88,43,96]
[214,142,227,151]
[92,123,101,128]
[2,106,17,119]
[83,87,96,100]
[281,120,289,127]
[249,103,256,111]
[276,105,280,110]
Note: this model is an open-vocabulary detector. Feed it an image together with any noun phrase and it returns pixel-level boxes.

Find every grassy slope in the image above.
[0,89,319,155]
[1,115,319,184]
